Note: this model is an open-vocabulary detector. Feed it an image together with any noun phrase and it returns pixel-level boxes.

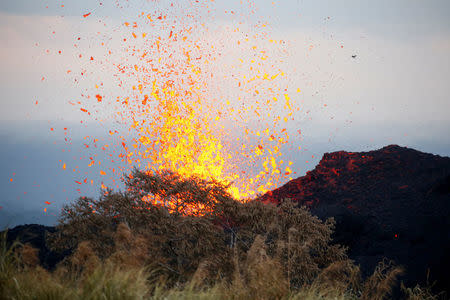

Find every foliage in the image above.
[0,230,21,297]
[0,223,441,300]
[360,259,404,300]
[400,280,447,300]
[48,168,346,287]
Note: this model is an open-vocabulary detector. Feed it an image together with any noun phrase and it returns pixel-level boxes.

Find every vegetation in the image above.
[0,169,444,299]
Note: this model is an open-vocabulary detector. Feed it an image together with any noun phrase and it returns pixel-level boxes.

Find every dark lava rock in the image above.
[3,224,68,269]
[261,145,450,295]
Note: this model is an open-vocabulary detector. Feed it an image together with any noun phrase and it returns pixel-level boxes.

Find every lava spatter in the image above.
[49,0,300,206]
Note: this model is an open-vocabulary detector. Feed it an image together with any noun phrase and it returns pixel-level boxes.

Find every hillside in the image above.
[261,145,450,294]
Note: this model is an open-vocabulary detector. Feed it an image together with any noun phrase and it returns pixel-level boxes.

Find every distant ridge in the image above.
[260,145,450,294]
[262,145,450,207]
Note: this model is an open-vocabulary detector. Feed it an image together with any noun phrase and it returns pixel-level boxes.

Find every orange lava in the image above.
[56,1,300,205]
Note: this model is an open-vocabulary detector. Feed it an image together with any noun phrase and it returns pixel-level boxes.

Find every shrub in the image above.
[48,168,347,288]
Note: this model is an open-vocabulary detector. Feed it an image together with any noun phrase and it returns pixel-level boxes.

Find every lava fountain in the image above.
[54,0,300,203]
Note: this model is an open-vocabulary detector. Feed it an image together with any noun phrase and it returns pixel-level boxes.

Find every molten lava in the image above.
[52,1,301,205]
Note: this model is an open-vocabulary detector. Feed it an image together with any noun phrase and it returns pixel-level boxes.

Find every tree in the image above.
[48,168,347,287]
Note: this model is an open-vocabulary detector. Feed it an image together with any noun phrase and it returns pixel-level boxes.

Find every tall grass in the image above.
[0,229,442,300]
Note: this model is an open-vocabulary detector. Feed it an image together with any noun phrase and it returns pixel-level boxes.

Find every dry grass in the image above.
[360,259,404,300]
[0,228,442,300]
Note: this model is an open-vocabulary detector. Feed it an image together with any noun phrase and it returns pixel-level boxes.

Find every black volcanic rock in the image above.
[3,224,68,269]
[261,145,450,294]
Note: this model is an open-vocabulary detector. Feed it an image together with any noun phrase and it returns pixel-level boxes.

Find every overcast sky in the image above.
[1,0,449,227]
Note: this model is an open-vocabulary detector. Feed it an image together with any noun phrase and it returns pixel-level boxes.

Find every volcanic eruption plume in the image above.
[47,0,301,206]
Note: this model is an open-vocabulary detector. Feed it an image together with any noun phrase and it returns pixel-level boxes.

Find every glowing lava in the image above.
[57,1,300,201]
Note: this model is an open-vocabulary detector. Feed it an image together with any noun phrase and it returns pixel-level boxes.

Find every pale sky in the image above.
[1,0,449,227]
